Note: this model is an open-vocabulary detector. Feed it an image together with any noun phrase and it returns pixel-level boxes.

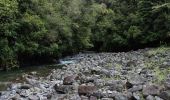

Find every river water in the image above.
[0,64,63,91]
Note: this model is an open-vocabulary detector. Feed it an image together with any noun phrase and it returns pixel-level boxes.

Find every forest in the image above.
[0,0,170,70]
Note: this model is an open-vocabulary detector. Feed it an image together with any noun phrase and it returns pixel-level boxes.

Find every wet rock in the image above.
[143,85,160,96]
[159,90,170,100]
[78,85,97,95]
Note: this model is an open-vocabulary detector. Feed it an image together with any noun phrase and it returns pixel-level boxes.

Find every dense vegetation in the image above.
[0,0,170,70]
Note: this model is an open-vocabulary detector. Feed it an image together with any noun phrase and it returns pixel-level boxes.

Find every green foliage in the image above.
[0,0,170,69]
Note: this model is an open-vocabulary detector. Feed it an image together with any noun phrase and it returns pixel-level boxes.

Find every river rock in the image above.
[146,95,155,100]
[69,94,81,100]
[114,93,128,100]
[128,74,145,85]
[132,92,141,100]
[101,98,113,100]
[89,96,97,100]
[54,84,76,94]
[142,84,160,96]
[159,90,170,100]
[164,78,170,90]
[161,61,170,68]
[78,85,97,95]
[63,75,77,85]
[128,85,143,92]
[19,84,32,89]
[155,96,164,100]
[81,95,89,100]
[28,95,39,100]
[11,94,20,100]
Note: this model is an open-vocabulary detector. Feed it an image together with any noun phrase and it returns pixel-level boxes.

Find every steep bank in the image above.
[0,47,170,100]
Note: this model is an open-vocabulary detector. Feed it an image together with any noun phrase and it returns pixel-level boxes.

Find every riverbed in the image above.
[0,47,170,100]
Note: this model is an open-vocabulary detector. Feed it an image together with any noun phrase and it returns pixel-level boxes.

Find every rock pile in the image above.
[0,48,170,100]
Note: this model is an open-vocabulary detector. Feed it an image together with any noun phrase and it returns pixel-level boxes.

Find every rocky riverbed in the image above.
[0,47,170,100]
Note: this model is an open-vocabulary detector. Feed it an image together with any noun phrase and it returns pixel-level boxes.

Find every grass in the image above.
[144,46,170,84]
[153,67,170,84]
[146,46,170,57]
[144,60,169,84]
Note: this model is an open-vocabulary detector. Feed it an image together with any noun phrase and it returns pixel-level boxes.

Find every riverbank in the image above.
[0,47,170,100]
